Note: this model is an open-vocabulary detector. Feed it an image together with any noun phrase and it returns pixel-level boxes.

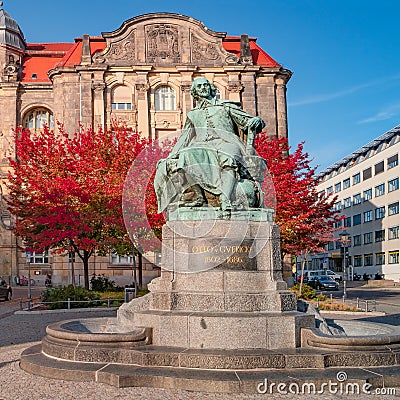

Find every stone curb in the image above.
[15,307,119,315]
[320,310,386,316]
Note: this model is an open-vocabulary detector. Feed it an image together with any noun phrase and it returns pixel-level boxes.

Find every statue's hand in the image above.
[247,117,265,132]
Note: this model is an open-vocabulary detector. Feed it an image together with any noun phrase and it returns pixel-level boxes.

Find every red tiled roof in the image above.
[223,36,281,67]
[20,35,280,82]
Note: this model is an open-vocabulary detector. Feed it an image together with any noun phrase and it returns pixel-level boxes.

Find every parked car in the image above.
[297,269,342,283]
[308,276,339,291]
[0,280,12,301]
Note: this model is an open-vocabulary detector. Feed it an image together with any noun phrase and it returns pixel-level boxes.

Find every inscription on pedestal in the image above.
[190,239,256,270]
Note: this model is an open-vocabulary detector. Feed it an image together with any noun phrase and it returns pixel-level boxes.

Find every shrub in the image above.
[90,274,123,292]
[41,285,100,309]
[290,283,317,300]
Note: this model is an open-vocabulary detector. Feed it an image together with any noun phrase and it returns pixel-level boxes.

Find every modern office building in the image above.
[0,5,292,285]
[309,126,400,281]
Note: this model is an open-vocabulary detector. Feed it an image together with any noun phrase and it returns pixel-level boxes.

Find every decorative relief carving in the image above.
[180,83,192,93]
[145,24,180,64]
[191,34,219,62]
[92,82,106,92]
[227,83,243,93]
[94,30,136,64]
[135,83,150,92]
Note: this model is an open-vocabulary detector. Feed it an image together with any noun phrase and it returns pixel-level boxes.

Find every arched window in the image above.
[154,86,175,111]
[111,85,132,111]
[23,108,54,131]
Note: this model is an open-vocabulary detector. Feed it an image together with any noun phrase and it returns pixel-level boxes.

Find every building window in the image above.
[388,154,398,169]
[23,108,54,132]
[354,255,362,267]
[334,219,343,228]
[364,254,373,266]
[363,210,373,222]
[343,178,350,189]
[388,251,399,264]
[353,214,361,225]
[389,226,399,240]
[30,253,49,264]
[364,232,373,244]
[353,173,361,185]
[327,241,334,251]
[388,177,399,192]
[344,217,351,227]
[155,86,176,111]
[353,235,361,246]
[334,201,342,211]
[363,188,372,201]
[335,182,341,193]
[376,252,385,265]
[388,202,399,216]
[343,197,351,208]
[326,186,333,195]
[375,160,384,175]
[375,183,385,197]
[375,206,385,219]
[111,253,134,265]
[375,230,385,242]
[363,167,372,180]
[111,85,132,111]
[353,193,361,205]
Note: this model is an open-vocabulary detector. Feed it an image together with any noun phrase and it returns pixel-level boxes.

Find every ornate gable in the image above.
[94,13,239,66]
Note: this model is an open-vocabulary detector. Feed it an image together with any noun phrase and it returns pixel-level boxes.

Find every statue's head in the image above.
[190,78,217,100]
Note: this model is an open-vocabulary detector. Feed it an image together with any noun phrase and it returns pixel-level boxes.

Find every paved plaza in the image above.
[1,289,400,399]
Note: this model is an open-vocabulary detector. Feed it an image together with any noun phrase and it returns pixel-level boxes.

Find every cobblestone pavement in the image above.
[0,309,399,399]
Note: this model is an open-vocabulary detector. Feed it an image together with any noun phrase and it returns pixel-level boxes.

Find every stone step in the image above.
[20,346,400,393]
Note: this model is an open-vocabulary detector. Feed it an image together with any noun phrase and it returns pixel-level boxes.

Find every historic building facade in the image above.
[307,126,400,281]
[0,6,292,286]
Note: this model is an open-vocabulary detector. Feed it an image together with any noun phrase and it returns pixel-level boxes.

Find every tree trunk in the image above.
[138,252,143,288]
[83,250,90,290]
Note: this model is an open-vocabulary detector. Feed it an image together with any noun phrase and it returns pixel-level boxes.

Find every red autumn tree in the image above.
[255,134,341,258]
[6,124,165,289]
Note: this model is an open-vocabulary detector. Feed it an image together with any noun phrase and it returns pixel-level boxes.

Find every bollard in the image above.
[67,298,71,310]
[365,300,368,312]
[28,299,31,311]
[107,297,110,308]
[342,295,345,304]
[19,299,23,311]
[356,297,359,309]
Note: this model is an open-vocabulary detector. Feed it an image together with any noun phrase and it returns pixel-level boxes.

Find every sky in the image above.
[4,0,400,171]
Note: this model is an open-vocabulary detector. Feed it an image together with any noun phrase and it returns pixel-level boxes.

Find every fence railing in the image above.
[19,297,125,312]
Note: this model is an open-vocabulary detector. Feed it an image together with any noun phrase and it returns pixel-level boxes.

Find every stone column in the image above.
[240,71,257,116]
[77,70,93,128]
[275,78,288,139]
[135,82,150,139]
[256,75,277,137]
[92,82,106,128]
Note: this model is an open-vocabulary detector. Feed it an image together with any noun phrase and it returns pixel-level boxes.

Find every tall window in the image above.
[111,85,132,110]
[354,255,362,267]
[364,232,373,244]
[353,235,361,246]
[155,86,176,111]
[363,167,372,180]
[335,182,341,193]
[353,173,361,185]
[363,188,372,201]
[343,197,351,208]
[388,202,399,216]
[388,226,399,240]
[375,160,384,175]
[375,206,385,219]
[343,178,350,189]
[364,210,373,222]
[353,193,361,205]
[376,253,385,265]
[375,183,385,197]
[388,154,398,169]
[23,108,54,132]
[389,251,399,264]
[364,254,373,266]
[375,230,385,242]
[388,177,399,192]
[353,214,361,225]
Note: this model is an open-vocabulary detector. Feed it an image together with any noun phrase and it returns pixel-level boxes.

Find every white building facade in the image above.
[310,126,400,281]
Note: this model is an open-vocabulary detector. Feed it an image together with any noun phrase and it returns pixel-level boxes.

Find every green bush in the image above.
[290,283,317,300]
[41,285,100,309]
[90,274,124,292]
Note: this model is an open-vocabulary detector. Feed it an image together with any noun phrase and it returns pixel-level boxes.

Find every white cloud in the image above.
[358,103,400,124]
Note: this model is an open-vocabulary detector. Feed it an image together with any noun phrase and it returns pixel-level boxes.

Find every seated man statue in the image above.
[154,77,266,213]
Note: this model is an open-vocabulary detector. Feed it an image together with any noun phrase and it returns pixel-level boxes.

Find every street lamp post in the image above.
[339,232,350,298]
